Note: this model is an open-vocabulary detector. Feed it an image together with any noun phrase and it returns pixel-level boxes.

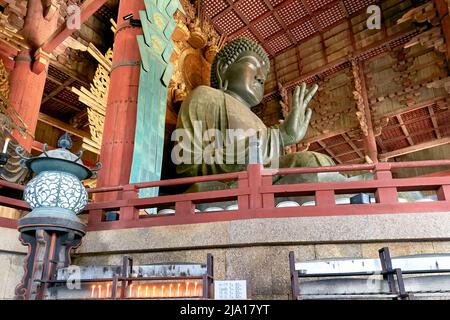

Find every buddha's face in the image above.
[219,50,268,107]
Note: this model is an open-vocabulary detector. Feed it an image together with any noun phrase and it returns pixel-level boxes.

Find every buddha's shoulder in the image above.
[188,85,223,101]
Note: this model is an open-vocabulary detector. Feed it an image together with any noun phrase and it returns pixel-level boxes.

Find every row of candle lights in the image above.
[2,137,10,154]
[90,281,203,299]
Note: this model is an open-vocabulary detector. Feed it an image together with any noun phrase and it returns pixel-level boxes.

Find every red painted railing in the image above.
[0,161,450,231]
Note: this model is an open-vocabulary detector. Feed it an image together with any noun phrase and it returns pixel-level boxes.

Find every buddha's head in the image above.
[211,38,270,107]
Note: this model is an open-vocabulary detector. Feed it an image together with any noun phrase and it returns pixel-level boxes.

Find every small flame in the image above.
[129,284,133,297]
[91,285,96,298]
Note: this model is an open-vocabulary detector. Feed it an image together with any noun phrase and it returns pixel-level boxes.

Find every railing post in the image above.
[120,185,139,221]
[247,164,263,209]
[88,209,103,225]
[237,172,250,210]
[437,185,450,201]
[262,175,275,208]
[315,190,335,206]
[374,163,398,204]
[175,200,194,218]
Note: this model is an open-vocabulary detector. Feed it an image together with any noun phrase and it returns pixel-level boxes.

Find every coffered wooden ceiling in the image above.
[204,0,380,55]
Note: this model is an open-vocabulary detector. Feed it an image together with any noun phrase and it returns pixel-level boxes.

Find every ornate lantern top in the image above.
[16,133,101,180]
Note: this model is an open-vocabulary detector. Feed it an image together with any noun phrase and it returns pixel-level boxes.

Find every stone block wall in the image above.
[0,227,26,300]
[73,212,450,300]
[2,212,450,299]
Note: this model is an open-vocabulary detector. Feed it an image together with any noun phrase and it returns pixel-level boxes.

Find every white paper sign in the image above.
[214,280,247,300]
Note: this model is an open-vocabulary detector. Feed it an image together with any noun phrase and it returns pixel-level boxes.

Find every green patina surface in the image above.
[130,0,179,202]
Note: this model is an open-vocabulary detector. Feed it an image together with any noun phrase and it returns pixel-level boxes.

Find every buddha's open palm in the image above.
[279,83,318,147]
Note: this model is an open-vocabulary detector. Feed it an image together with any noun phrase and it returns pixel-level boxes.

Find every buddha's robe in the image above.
[175,85,335,181]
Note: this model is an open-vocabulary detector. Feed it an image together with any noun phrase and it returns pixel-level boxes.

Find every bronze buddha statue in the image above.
[173,38,339,185]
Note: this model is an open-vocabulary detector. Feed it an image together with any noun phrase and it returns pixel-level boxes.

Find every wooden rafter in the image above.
[382,124,450,145]
[428,105,442,139]
[380,136,450,161]
[376,136,387,153]
[382,96,447,118]
[263,26,419,98]
[302,128,350,146]
[263,0,297,55]
[41,0,108,54]
[38,112,100,154]
[341,1,357,53]
[223,0,273,54]
[46,96,82,113]
[342,133,365,159]
[41,78,75,104]
[334,147,365,158]
[50,60,91,87]
[317,140,344,164]
[38,113,90,139]
[384,109,450,132]
[395,114,415,146]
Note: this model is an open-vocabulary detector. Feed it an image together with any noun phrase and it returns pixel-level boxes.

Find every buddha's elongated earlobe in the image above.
[217,75,224,91]
[222,80,228,91]
[216,59,228,91]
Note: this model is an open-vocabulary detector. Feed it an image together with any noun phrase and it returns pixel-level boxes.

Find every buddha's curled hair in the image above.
[210,37,270,89]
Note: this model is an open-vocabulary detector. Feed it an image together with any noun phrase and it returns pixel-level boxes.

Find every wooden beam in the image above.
[381,96,447,118]
[381,124,450,144]
[317,140,344,164]
[32,141,55,152]
[380,137,450,161]
[433,0,450,61]
[46,74,64,86]
[335,147,365,158]
[376,136,387,154]
[38,112,90,139]
[32,140,99,163]
[428,105,441,139]
[41,0,108,54]
[302,128,351,145]
[342,133,365,159]
[45,96,82,112]
[49,60,91,88]
[41,78,75,104]
[395,115,414,146]
[263,29,420,99]
[384,109,450,132]
[38,113,100,154]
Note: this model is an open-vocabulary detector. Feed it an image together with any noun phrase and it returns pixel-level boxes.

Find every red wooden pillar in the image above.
[97,0,145,198]
[8,0,59,151]
[433,0,450,61]
[9,51,47,151]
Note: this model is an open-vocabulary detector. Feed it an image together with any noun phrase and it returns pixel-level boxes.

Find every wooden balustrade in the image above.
[0,160,449,231]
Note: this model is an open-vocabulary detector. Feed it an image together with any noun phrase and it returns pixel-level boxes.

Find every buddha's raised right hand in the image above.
[278,82,318,147]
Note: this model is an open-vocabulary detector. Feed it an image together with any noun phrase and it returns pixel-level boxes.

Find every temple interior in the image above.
[0,0,450,301]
